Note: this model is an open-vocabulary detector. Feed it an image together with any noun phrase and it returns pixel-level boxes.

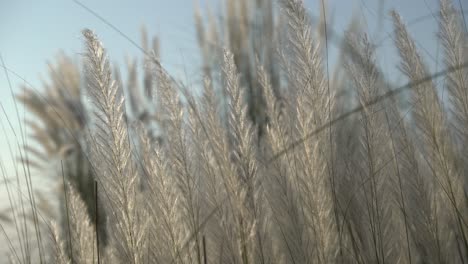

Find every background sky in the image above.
[0,0,465,258]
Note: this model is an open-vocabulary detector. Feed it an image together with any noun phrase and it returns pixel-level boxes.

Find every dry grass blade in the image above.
[82,28,143,264]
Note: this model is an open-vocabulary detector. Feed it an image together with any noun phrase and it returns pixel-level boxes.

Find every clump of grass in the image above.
[2,0,468,263]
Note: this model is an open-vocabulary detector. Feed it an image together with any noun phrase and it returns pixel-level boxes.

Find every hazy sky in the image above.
[0,0,451,99]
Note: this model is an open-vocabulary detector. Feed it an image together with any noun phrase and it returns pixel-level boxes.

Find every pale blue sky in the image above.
[0,0,462,177]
